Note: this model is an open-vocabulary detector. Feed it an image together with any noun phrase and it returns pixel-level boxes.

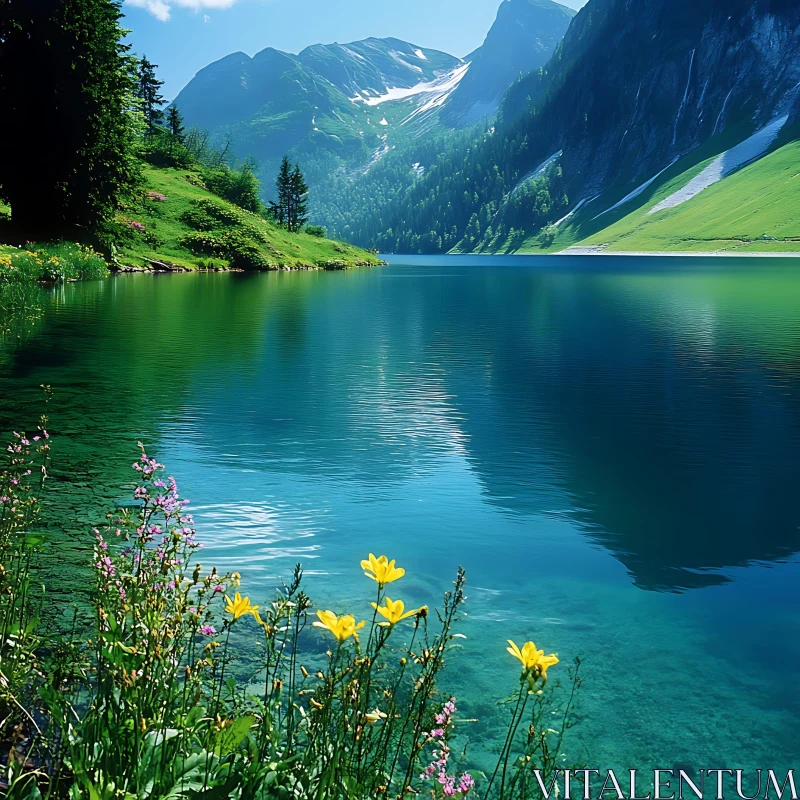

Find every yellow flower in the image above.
[371,597,420,628]
[506,640,559,677]
[224,592,260,621]
[364,708,387,724]
[361,553,405,587]
[313,610,366,643]
[251,609,272,632]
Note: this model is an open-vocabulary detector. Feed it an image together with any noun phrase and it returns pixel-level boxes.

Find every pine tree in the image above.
[271,156,293,228]
[166,105,185,158]
[289,164,309,233]
[136,55,165,134]
[166,106,185,143]
[0,0,140,236]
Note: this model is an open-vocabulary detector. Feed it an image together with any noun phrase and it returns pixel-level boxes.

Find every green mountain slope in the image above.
[116,166,381,270]
[574,138,800,253]
[508,131,800,254]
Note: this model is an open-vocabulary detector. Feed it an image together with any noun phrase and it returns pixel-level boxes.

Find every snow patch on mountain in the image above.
[350,63,469,109]
[513,150,563,195]
[649,114,789,214]
[554,196,597,228]
[401,64,471,125]
[341,45,367,63]
[593,159,679,220]
[414,49,427,60]
[390,50,424,74]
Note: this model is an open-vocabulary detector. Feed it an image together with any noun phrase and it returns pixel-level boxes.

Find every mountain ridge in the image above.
[173,0,575,202]
[442,0,576,127]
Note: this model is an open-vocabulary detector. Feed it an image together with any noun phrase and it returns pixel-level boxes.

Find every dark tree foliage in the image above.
[136,55,165,134]
[203,159,262,213]
[270,156,293,228]
[165,105,185,159]
[312,122,566,255]
[270,156,309,232]
[289,164,309,233]
[0,0,140,238]
[167,106,185,144]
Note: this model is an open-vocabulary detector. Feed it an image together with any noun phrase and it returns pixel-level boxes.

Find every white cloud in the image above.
[173,0,240,8]
[126,0,240,22]
[126,0,172,21]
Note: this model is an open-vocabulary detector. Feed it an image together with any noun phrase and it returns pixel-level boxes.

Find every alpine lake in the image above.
[2,254,798,785]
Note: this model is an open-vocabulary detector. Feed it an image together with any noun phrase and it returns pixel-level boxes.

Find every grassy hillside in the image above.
[515,133,800,255]
[116,166,382,270]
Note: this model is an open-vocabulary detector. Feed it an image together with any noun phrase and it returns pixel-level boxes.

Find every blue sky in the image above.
[123,0,588,100]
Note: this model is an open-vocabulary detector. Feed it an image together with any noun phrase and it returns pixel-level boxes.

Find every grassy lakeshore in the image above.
[0,166,382,284]
[115,166,383,271]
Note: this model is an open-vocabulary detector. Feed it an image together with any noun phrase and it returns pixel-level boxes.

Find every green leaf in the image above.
[213,715,255,756]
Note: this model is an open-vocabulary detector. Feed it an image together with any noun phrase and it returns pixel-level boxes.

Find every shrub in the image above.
[305,225,327,238]
[184,200,268,241]
[537,225,557,248]
[0,411,55,798]
[181,205,217,232]
[1,438,582,798]
[203,162,262,214]
[0,242,109,283]
[180,199,275,269]
[181,229,271,270]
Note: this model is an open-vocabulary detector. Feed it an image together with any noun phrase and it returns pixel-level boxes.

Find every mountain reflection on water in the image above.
[2,262,800,594]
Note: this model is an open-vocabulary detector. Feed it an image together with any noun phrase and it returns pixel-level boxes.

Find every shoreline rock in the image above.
[112,258,386,275]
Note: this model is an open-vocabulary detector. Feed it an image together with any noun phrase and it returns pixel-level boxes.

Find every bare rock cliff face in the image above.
[503,0,800,199]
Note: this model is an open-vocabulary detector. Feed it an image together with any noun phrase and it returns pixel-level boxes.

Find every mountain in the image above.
[441,0,575,128]
[173,0,576,209]
[498,0,800,209]
[325,0,800,254]
[173,38,466,191]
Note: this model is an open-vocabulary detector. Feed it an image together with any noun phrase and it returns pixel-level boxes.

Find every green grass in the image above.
[580,138,800,253]
[117,166,383,270]
[512,131,800,255]
[0,242,109,282]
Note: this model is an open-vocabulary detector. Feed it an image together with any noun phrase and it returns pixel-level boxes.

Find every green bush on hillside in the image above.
[179,198,280,269]
[181,229,272,270]
[186,198,268,241]
[305,225,327,238]
[202,162,262,213]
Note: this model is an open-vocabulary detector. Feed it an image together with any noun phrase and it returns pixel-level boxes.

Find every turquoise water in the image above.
[2,256,799,777]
